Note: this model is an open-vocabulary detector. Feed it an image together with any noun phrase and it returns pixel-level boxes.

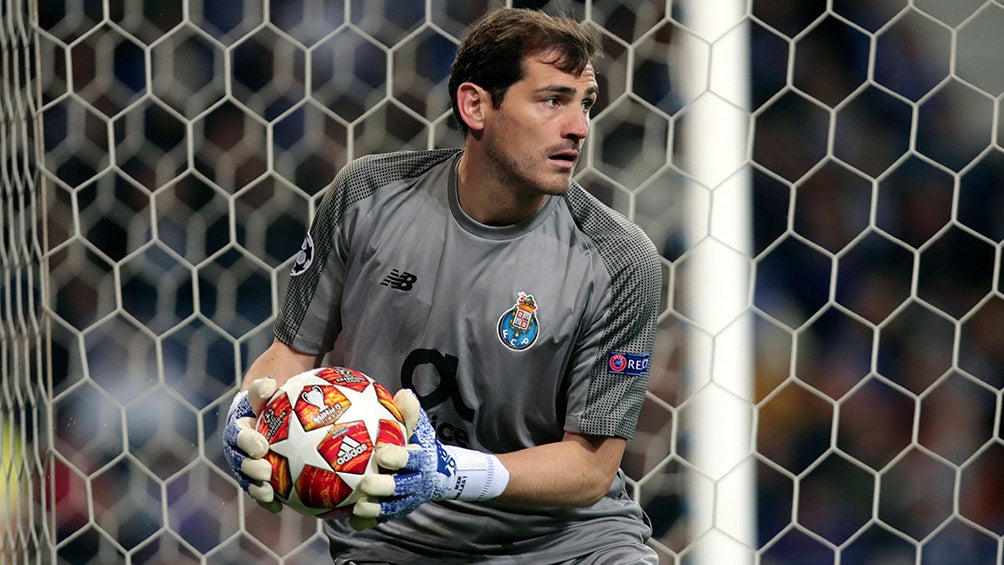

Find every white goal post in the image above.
[4,1,1004,564]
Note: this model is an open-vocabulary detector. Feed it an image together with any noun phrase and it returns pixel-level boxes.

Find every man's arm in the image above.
[353,390,628,527]
[495,432,625,507]
[241,338,322,390]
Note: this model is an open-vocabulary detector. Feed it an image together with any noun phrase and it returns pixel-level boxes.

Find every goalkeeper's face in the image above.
[480,51,598,197]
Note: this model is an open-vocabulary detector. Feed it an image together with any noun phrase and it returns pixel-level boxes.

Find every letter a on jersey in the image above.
[497,292,540,351]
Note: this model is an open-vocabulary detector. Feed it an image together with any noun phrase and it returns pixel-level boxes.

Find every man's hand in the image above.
[222,376,282,513]
[350,389,509,530]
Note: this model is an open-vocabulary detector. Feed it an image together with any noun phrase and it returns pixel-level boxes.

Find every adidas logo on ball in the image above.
[337,435,368,465]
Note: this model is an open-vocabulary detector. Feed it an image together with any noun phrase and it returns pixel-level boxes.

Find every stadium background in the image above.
[3,0,1004,563]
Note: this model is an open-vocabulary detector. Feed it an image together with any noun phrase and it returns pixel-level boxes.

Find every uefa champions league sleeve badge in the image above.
[290,233,314,276]
[497,292,540,351]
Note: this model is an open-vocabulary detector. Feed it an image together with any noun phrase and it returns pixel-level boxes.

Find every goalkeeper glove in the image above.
[222,376,282,512]
[351,389,510,530]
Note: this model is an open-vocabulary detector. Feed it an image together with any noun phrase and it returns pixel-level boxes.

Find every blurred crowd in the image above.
[742,1,1004,562]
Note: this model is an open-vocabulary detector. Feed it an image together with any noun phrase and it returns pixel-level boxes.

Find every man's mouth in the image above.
[549,150,579,166]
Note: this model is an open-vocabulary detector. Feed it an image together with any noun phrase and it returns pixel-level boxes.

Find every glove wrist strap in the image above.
[442,445,510,501]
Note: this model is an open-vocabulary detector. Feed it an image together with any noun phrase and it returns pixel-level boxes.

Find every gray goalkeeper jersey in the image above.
[274,149,662,563]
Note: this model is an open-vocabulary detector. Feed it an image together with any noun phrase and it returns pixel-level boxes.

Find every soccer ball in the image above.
[255,366,407,518]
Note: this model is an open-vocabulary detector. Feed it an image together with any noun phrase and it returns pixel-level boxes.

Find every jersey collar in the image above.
[447,153,559,241]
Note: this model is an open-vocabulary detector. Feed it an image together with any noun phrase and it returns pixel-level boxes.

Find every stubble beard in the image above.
[482,135,573,199]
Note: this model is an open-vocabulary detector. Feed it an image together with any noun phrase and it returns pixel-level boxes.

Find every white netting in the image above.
[2,0,49,561]
[3,0,1004,563]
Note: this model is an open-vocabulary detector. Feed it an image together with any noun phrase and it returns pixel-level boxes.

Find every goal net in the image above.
[4,0,1004,563]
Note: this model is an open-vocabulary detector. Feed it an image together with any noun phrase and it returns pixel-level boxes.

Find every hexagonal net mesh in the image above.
[3,0,1004,563]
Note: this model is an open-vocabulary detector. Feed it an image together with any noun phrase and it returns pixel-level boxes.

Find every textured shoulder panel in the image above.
[311,148,461,255]
[565,184,660,273]
[565,182,663,438]
[330,148,462,215]
[274,149,461,348]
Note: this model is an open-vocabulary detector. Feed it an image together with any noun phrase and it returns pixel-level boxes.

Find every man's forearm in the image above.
[240,338,320,390]
[495,433,625,507]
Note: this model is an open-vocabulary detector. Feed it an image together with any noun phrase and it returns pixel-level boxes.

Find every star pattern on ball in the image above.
[332,382,390,444]
[268,374,336,482]
[261,370,407,515]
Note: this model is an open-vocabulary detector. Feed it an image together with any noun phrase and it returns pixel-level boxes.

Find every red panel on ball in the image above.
[296,465,354,509]
[265,451,292,498]
[257,394,292,443]
[292,384,350,431]
[319,421,374,475]
[317,367,371,392]
[375,383,405,423]
[377,419,407,446]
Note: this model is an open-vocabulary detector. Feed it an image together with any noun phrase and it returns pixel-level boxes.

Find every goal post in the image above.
[679,0,756,562]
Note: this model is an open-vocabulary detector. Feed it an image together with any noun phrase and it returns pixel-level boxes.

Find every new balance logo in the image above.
[381,269,417,291]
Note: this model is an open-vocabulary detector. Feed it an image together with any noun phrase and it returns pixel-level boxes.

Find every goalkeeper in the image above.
[224,7,662,563]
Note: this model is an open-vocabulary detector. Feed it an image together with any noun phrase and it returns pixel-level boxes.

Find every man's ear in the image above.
[456,82,488,133]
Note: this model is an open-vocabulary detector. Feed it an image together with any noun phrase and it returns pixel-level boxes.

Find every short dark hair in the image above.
[448,8,603,135]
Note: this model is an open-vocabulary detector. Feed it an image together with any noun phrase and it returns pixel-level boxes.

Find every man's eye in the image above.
[544,97,560,107]
[582,98,596,112]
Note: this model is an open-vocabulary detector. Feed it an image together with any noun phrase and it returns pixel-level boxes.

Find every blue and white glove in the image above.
[351,389,510,530]
[223,376,281,512]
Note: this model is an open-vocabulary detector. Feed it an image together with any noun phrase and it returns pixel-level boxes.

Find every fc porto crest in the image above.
[497,292,540,351]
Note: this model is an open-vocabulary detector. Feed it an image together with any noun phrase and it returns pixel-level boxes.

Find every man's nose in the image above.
[564,108,589,141]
